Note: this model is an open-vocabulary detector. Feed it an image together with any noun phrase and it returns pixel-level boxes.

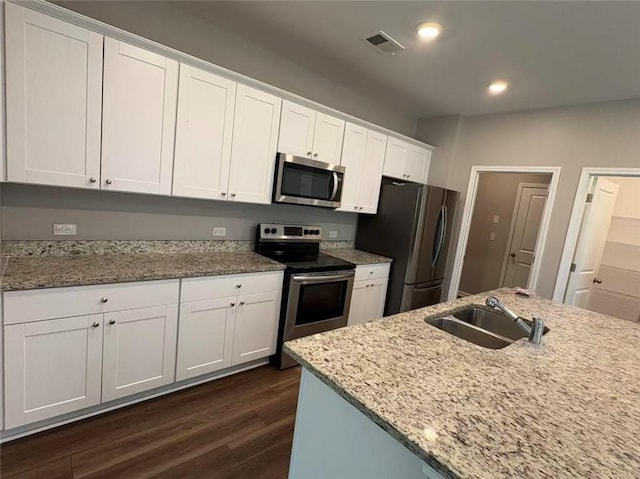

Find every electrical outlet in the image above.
[489,232,496,241]
[492,215,500,224]
[53,224,77,236]
[329,230,338,239]
[212,227,227,237]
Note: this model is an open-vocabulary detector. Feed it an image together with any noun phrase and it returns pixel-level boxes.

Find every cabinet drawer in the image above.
[181,271,284,303]
[3,280,179,325]
[355,263,390,282]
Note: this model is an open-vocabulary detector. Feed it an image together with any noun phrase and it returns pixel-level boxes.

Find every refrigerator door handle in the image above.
[432,205,447,267]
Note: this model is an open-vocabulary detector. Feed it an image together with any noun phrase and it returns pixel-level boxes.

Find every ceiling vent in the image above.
[363,31,405,55]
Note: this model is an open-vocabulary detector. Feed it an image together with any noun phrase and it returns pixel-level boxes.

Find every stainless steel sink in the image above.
[425,305,549,349]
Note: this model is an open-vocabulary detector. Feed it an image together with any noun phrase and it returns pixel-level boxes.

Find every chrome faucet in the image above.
[485,296,544,346]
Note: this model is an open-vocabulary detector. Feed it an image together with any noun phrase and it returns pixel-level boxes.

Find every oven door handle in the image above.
[329,172,339,202]
[292,271,354,283]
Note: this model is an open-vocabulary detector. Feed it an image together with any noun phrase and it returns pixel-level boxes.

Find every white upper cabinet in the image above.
[5,3,103,188]
[173,64,236,200]
[312,112,346,164]
[383,137,431,183]
[338,123,367,212]
[338,125,387,214]
[278,101,316,157]
[101,38,178,195]
[227,85,282,204]
[278,100,345,163]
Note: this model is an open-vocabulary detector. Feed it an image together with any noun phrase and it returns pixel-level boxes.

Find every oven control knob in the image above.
[314,229,320,235]
[264,227,270,234]
[303,229,309,235]
[270,228,277,234]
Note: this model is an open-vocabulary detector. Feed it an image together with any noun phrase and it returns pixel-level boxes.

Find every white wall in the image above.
[605,177,640,218]
[416,98,640,299]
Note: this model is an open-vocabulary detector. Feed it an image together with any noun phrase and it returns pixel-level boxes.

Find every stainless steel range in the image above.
[255,223,355,369]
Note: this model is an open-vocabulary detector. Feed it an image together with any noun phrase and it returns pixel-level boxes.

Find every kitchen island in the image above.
[284,288,640,478]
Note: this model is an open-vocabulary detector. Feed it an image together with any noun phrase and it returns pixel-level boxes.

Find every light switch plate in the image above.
[489,232,496,241]
[492,215,500,224]
[212,227,227,237]
[329,230,338,239]
[53,224,77,236]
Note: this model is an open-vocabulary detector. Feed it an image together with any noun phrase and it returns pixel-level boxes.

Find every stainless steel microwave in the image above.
[273,153,345,208]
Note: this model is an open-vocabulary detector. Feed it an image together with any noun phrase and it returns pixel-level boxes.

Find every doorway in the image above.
[557,171,640,322]
[448,166,561,300]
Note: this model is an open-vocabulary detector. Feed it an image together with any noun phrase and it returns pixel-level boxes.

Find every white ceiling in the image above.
[171,1,640,118]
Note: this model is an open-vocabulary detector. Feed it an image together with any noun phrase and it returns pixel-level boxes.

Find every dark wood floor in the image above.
[0,365,301,479]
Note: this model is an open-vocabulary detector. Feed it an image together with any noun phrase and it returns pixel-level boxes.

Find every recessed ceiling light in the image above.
[488,81,509,95]
[417,22,442,40]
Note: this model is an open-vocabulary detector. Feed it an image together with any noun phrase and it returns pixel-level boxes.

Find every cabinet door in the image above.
[5,3,102,188]
[278,100,316,157]
[102,38,178,195]
[232,291,280,366]
[365,278,388,322]
[102,305,178,401]
[382,137,408,180]
[176,298,235,381]
[4,315,103,428]
[405,145,429,183]
[227,85,282,204]
[173,64,236,200]
[337,122,367,212]
[347,281,368,326]
[312,112,345,164]
[358,131,388,214]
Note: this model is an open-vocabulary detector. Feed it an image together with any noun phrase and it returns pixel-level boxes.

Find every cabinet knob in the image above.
[109,319,116,325]
[221,192,226,197]
[313,153,318,157]
[353,206,358,210]
[105,179,112,185]
[101,297,108,303]
[365,284,370,288]
[230,193,236,198]
[510,253,516,258]
[359,206,363,210]
[593,277,603,284]
[230,302,236,307]
[369,271,374,275]
[407,174,411,178]
[92,322,100,328]
[236,284,242,288]
[307,151,312,156]
[89,177,97,183]
[240,301,245,306]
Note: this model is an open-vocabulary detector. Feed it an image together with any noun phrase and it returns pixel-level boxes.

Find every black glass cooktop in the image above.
[261,252,355,273]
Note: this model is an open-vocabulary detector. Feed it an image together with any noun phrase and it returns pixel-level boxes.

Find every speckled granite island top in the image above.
[323,248,392,265]
[284,288,640,478]
[0,252,285,291]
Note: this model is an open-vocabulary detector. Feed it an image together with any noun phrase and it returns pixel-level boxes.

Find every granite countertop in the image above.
[284,288,640,478]
[0,252,285,291]
[323,248,392,265]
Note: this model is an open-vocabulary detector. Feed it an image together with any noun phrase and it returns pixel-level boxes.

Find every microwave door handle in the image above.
[329,172,339,201]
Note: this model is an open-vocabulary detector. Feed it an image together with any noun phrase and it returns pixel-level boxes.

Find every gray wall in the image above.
[54,0,417,136]
[1,184,357,241]
[459,173,551,295]
[417,98,640,299]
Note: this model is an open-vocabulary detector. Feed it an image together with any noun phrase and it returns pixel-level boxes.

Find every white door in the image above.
[405,145,429,183]
[227,85,282,204]
[338,122,367,212]
[312,112,345,164]
[5,3,103,188]
[347,281,368,326]
[278,100,316,158]
[231,291,280,365]
[4,315,103,428]
[501,184,549,288]
[382,137,408,180]
[365,279,388,322]
[565,178,620,307]
[176,298,235,381]
[172,64,236,200]
[358,131,388,214]
[102,38,178,195]
[102,305,178,401]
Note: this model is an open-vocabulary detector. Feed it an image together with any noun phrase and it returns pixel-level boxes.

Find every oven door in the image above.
[283,270,355,341]
[274,154,345,208]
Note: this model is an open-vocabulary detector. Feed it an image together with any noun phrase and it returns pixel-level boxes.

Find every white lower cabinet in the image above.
[102,305,178,401]
[348,264,390,326]
[232,291,280,365]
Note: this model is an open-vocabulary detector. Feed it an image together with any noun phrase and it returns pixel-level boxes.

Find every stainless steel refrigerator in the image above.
[356,179,458,315]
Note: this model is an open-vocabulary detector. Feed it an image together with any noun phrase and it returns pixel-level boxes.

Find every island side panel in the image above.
[289,368,445,479]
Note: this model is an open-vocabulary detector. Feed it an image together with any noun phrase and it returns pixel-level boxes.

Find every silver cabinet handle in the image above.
[105,179,112,185]
[236,284,242,288]
[109,319,116,325]
[230,302,236,307]
[101,297,108,303]
[89,177,97,183]
[230,193,236,198]
[92,322,100,328]
[240,301,245,306]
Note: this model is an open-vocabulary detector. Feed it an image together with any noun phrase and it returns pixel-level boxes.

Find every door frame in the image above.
[552,167,640,302]
[447,165,561,301]
[498,182,550,287]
